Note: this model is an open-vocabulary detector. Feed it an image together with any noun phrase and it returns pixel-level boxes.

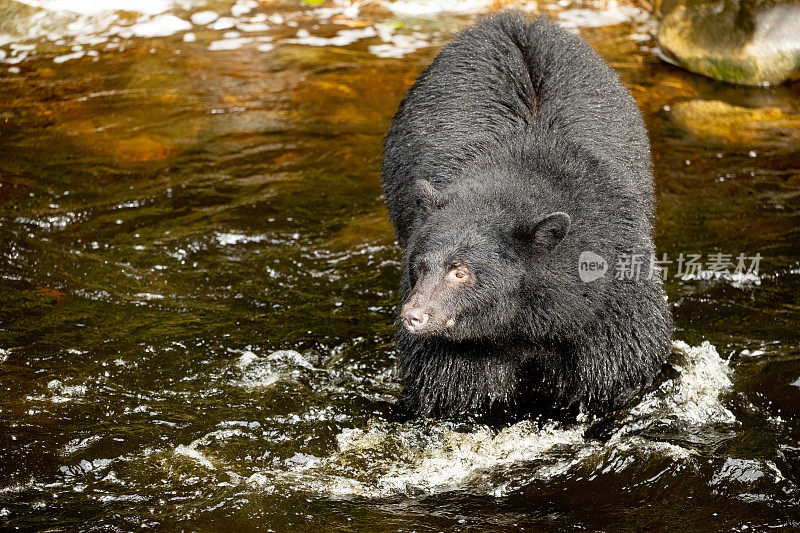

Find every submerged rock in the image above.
[669,99,800,143]
[656,0,800,86]
[671,100,800,144]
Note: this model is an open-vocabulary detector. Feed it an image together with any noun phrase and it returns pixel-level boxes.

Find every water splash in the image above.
[231,340,737,498]
[631,340,735,425]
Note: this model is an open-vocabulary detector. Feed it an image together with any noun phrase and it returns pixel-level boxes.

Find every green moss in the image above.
[697,58,757,85]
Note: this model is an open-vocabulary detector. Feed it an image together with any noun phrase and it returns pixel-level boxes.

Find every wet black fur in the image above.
[381,12,673,418]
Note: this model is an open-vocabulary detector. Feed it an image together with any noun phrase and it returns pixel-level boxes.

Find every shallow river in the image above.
[0,0,799,530]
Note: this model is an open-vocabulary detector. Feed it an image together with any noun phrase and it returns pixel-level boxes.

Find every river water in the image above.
[0,0,798,530]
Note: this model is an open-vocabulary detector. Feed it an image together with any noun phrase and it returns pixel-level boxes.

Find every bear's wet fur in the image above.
[381,11,673,419]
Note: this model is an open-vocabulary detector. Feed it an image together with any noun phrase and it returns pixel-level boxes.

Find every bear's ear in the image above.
[414,180,449,212]
[514,212,571,253]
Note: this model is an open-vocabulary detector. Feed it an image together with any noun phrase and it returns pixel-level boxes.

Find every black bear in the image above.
[381,11,673,419]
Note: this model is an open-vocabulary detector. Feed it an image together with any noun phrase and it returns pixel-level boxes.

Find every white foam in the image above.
[678,269,763,286]
[208,37,253,51]
[286,26,377,47]
[63,434,104,455]
[190,10,218,26]
[214,232,268,245]
[129,14,191,37]
[556,6,647,32]
[385,0,491,16]
[47,379,87,403]
[369,24,431,58]
[132,292,165,300]
[53,50,85,63]
[252,341,738,498]
[369,33,430,58]
[631,341,735,425]
[267,350,314,369]
[236,21,269,32]
[231,0,257,17]
[710,457,785,489]
[359,421,585,495]
[237,350,259,369]
[173,444,215,469]
[3,53,28,65]
[18,0,176,16]
[233,349,315,389]
[14,213,82,230]
[209,16,236,30]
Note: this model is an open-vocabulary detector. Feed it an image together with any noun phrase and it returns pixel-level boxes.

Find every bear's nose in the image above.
[401,306,429,333]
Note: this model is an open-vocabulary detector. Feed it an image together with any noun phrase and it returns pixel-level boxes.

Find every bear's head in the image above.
[401,179,572,341]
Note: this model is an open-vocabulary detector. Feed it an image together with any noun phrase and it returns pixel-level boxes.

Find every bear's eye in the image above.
[448,265,470,283]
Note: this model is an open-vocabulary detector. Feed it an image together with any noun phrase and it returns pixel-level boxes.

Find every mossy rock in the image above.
[656,0,800,86]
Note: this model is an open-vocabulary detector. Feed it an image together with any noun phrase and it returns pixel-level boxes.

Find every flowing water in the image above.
[1,1,799,530]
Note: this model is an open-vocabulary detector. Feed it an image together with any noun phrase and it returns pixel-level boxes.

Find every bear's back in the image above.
[382,12,653,243]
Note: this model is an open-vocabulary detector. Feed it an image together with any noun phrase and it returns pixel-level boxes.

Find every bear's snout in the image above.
[401,305,430,334]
